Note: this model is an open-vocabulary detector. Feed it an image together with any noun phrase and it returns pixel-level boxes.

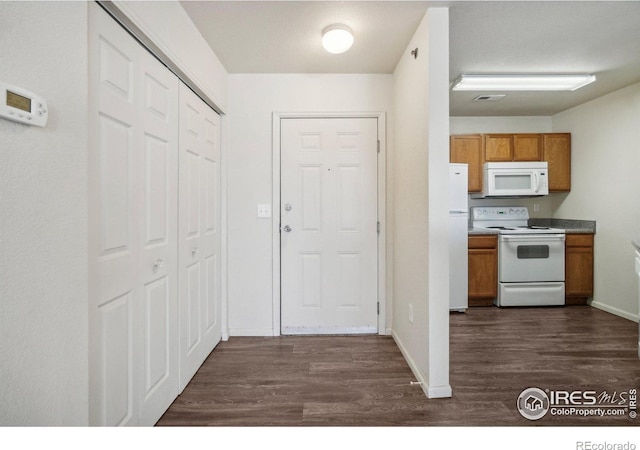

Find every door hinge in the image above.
[377,140,380,153]
[377,301,380,315]
[377,221,380,234]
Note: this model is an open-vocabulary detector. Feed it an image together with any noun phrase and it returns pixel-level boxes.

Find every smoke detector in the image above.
[473,94,506,102]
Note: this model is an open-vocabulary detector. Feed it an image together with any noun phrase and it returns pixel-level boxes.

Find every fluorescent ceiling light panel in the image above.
[322,24,354,54]
[452,74,596,91]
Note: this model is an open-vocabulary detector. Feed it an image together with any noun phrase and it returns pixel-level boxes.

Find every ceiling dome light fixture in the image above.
[322,24,353,54]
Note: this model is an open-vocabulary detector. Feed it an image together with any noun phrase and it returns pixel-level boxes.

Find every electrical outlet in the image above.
[533,203,540,213]
[409,304,414,324]
[257,204,271,218]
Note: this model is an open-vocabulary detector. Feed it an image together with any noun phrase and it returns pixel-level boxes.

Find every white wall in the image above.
[227,74,394,336]
[551,82,640,322]
[392,8,451,398]
[0,1,89,425]
[450,116,552,135]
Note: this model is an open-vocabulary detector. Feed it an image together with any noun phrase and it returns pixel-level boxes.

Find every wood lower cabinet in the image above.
[468,234,498,306]
[565,233,594,304]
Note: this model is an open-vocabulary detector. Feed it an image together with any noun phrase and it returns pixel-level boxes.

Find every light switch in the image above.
[257,204,271,218]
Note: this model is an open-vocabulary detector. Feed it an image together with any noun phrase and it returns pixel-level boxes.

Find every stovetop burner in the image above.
[471,207,566,235]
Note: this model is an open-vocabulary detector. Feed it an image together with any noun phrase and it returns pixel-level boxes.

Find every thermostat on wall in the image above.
[0,81,48,127]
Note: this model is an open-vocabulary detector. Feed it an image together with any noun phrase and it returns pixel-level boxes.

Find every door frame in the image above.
[272,112,387,336]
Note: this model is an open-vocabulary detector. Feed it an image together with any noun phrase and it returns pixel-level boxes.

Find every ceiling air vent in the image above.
[473,94,506,102]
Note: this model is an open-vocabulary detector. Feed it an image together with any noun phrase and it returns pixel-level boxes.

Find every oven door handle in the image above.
[501,234,566,241]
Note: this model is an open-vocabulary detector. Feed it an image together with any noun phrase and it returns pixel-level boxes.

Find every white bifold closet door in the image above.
[178,85,222,391]
[88,3,180,426]
[88,3,221,426]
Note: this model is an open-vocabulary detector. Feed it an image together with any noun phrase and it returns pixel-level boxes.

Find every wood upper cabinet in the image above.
[484,134,513,161]
[450,133,571,193]
[565,233,594,300]
[468,234,498,306]
[513,134,543,161]
[543,133,571,191]
[450,134,483,192]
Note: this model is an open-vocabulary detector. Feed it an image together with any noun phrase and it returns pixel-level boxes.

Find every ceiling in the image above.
[180,0,640,116]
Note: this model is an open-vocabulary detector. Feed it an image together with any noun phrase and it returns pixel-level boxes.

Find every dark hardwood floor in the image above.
[157,306,639,426]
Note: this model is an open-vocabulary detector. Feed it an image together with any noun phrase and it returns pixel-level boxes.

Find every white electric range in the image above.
[472,206,566,307]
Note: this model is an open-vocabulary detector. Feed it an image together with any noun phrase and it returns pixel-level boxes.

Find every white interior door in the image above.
[89,3,179,426]
[280,118,379,334]
[178,84,222,390]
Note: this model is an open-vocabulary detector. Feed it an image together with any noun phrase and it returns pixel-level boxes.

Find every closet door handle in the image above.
[191,247,199,257]
[153,258,164,269]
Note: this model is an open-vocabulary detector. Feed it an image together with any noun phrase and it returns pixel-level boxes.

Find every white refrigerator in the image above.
[449,164,469,312]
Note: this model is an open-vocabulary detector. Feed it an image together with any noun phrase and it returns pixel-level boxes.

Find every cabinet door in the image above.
[468,235,498,300]
[565,234,594,297]
[450,134,483,192]
[468,249,498,298]
[543,133,571,191]
[484,134,513,161]
[513,134,542,161]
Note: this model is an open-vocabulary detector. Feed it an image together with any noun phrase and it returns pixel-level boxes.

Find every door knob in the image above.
[283,225,292,232]
[284,203,292,211]
[191,247,199,257]
[153,258,164,269]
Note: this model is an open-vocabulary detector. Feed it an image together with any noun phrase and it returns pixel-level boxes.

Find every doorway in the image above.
[272,113,386,335]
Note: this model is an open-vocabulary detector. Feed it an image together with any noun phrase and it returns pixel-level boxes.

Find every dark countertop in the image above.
[528,218,596,234]
[468,227,499,235]
[469,218,596,235]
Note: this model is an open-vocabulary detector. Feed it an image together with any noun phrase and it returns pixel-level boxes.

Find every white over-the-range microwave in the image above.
[471,161,549,198]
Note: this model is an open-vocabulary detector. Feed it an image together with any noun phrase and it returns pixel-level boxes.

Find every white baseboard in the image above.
[428,384,453,398]
[589,300,639,323]
[391,331,452,399]
[228,328,275,337]
[281,326,377,335]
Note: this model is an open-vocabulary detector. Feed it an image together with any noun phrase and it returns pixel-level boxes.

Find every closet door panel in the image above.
[90,3,179,427]
[89,4,140,427]
[179,85,221,391]
[137,50,180,427]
